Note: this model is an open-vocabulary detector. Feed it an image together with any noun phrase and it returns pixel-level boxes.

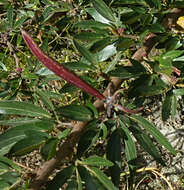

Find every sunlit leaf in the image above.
[81,156,113,167]
[130,115,177,155]
[0,101,51,118]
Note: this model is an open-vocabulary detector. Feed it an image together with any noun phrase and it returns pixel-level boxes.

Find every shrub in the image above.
[0,0,183,189]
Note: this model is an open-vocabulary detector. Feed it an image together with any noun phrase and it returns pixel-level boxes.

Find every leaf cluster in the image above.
[0,0,183,189]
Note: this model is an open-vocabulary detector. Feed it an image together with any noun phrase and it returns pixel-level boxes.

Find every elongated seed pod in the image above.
[21,29,105,100]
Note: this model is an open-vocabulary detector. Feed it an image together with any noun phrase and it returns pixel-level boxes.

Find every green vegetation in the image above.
[0,0,184,189]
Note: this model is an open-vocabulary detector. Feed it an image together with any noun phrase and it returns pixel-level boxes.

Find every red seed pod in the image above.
[21,29,105,100]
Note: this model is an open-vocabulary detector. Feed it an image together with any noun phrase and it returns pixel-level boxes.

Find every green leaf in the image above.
[78,166,98,190]
[58,128,71,140]
[0,118,54,130]
[64,62,94,70]
[65,178,78,190]
[0,101,51,118]
[145,0,161,9]
[173,89,184,96]
[10,131,48,156]
[76,168,82,190]
[86,101,98,119]
[92,0,116,22]
[74,32,106,41]
[148,23,165,33]
[162,92,177,121]
[115,38,135,51]
[77,121,99,157]
[161,50,184,60]
[58,105,93,121]
[162,92,172,121]
[0,120,53,155]
[36,90,55,112]
[0,171,20,186]
[131,85,166,97]
[81,156,114,167]
[14,15,27,29]
[86,8,112,25]
[108,66,144,78]
[171,94,177,120]
[73,40,98,65]
[0,162,9,174]
[100,122,108,140]
[0,180,10,189]
[106,129,121,187]
[75,20,110,29]
[89,167,118,190]
[127,119,165,165]
[41,138,58,161]
[119,120,136,163]
[96,43,117,62]
[46,165,75,190]
[130,115,177,155]
[0,156,21,172]
[8,5,14,28]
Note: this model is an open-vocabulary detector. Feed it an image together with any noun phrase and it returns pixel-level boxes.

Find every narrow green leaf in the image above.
[77,121,99,157]
[161,50,184,60]
[86,101,98,119]
[8,5,14,27]
[86,8,112,25]
[89,167,118,190]
[115,38,135,51]
[145,0,161,9]
[65,178,78,190]
[96,43,117,62]
[119,120,136,163]
[0,101,51,118]
[78,166,98,190]
[101,122,108,140]
[148,23,165,33]
[58,105,93,121]
[76,168,82,190]
[92,0,115,22]
[46,165,75,190]
[0,180,9,189]
[162,93,172,122]
[130,115,177,155]
[171,95,177,120]
[81,156,114,167]
[58,128,71,140]
[0,118,54,130]
[74,40,98,65]
[108,66,144,78]
[173,88,184,96]
[75,20,110,29]
[10,132,48,156]
[40,138,58,161]
[74,32,106,41]
[0,156,21,172]
[0,120,53,156]
[64,62,94,70]
[132,85,166,97]
[14,15,27,29]
[36,90,55,111]
[128,123,165,165]
[106,129,121,187]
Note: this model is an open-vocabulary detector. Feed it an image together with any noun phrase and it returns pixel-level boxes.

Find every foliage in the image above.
[0,0,183,189]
